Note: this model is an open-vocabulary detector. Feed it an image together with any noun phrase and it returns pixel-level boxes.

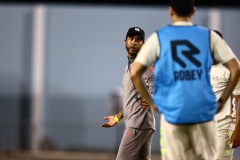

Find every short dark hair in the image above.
[170,0,195,17]
[212,30,223,39]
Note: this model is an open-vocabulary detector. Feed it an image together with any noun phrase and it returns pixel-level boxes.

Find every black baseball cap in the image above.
[126,27,145,41]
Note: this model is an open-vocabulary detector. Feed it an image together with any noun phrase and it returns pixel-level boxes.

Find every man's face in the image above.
[125,35,144,57]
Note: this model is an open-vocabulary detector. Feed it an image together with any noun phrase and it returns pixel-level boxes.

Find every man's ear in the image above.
[191,7,196,16]
[169,7,174,17]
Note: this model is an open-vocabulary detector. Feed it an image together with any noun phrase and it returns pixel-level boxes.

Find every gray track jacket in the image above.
[122,57,156,130]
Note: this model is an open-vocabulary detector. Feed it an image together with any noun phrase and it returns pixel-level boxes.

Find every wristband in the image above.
[114,115,119,123]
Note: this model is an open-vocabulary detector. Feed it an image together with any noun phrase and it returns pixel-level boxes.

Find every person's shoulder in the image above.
[210,29,223,40]
[195,24,209,29]
[144,32,158,43]
[213,63,226,69]
[157,25,173,32]
[216,64,230,74]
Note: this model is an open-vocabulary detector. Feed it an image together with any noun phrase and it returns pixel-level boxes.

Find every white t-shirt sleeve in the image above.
[135,32,160,66]
[135,30,237,67]
[211,30,236,64]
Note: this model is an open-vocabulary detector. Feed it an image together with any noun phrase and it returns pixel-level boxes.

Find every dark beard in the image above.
[126,47,139,58]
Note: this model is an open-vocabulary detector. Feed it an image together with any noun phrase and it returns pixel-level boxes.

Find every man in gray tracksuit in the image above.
[101,27,156,160]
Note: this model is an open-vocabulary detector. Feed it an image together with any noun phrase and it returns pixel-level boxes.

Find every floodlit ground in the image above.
[0,149,239,160]
[0,150,161,160]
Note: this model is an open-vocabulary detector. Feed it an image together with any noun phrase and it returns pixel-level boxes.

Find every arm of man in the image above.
[230,95,240,148]
[138,65,155,109]
[211,31,240,113]
[217,59,240,113]
[101,110,124,128]
[131,62,159,113]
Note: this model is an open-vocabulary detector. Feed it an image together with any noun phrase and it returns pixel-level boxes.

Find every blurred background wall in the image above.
[0,3,239,153]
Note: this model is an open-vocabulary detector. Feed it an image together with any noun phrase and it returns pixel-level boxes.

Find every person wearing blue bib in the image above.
[130,0,240,159]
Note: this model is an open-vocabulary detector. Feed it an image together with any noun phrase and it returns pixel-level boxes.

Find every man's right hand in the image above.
[138,99,160,113]
[139,99,150,109]
[101,115,118,128]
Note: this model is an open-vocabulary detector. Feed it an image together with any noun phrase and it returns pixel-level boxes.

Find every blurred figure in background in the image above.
[101,27,156,160]
[211,30,240,160]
